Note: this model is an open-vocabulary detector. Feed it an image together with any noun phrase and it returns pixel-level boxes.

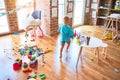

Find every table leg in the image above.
[33,26,37,39]
[104,47,107,59]
[96,47,99,63]
[76,46,83,67]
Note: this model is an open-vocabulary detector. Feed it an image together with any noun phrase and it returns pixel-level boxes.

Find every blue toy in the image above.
[13,32,19,35]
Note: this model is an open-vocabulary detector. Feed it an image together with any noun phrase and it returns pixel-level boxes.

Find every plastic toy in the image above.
[89,57,94,61]
[13,32,19,35]
[29,59,38,68]
[13,58,22,70]
[27,72,37,79]
[114,68,120,73]
[44,48,52,53]
[13,63,21,70]
[74,30,77,38]
[25,34,29,37]
[22,62,32,72]
[30,39,35,42]
[76,39,80,44]
[39,73,46,79]
[105,34,112,39]
[28,55,38,68]
[32,74,37,79]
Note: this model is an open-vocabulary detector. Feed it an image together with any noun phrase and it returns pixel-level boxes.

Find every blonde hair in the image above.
[63,16,70,25]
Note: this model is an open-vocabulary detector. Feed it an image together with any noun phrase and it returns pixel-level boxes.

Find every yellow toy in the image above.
[105,33,112,39]
[44,48,52,53]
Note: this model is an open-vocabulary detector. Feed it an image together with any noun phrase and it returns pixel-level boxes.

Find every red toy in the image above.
[13,63,21,70]
[74,30,77,38]
[13,58,22,70]
[22,62,32,72]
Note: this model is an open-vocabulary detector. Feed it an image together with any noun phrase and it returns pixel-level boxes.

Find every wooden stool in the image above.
[102,14,120,40]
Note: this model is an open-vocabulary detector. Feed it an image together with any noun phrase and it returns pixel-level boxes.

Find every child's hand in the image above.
[70,38,73,42]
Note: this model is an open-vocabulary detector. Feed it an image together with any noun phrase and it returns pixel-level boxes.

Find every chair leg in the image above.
[104,48,107,59]
[38,26,43,36]
[94,48,97,56]
[33,26,37,39]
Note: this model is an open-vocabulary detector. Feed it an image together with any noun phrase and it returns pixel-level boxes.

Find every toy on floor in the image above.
[13,58,22,70]
[43,48,52,53]
[42,55,45,64]
[4,48,18,60]
[30,39,35,42]
[18,45,43,56]
[114,68,120,73]
[28,55,38,68]
[22,62,32,72]
[89,57,94,61]
[105,33,112,40]
[39,73,46,79]
[13,32,19,35]
[103,30,112,40]
[27,72,37,79]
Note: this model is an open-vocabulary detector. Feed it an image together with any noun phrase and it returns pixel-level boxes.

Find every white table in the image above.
[76,36,103,67]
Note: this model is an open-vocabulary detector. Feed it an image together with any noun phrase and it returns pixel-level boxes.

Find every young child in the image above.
[58,16,74,58]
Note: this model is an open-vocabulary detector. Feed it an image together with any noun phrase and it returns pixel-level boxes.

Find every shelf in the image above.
[95,0,120,27]
[97,16,108,19]
[99,7,109,10]
[110,9,120,11]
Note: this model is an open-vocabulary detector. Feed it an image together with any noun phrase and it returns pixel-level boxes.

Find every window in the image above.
[0,0,9,34]
[16,0,34,30]
[59,0,65,24]
[73,0,85,26]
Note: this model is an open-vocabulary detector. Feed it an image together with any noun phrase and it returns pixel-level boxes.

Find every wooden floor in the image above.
[0,25,120,80]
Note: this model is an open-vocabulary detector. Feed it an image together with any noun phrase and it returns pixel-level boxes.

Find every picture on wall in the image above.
[67,2,73,12]
[52,0,57,7]
[92,0,97,3]
[67,0,73,1]
[52,8,57,17]
[86,0,90,7]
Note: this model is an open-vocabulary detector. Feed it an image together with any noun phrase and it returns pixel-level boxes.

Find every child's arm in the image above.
[58,25,61,32]
[69,27,74,39]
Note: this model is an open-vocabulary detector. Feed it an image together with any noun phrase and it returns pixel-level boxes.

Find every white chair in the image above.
[23,10,43,38]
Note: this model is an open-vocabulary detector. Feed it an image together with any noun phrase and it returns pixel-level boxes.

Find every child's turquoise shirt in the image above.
[58,24,74,42]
